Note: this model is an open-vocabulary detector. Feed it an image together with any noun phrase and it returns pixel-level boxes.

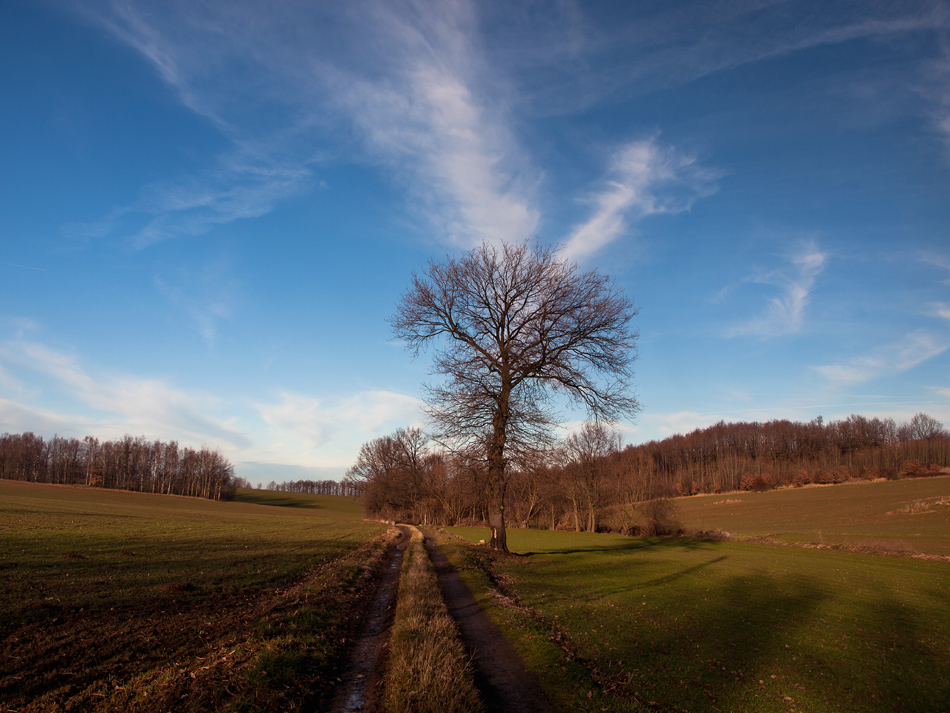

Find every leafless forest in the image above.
[0,433,236,500]
[344,413,950,533]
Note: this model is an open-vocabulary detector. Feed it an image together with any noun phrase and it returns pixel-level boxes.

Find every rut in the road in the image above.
[328,526,409,713]
[419,529,560,713]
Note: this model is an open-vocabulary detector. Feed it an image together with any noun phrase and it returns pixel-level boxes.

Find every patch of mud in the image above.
[328,525,410,713]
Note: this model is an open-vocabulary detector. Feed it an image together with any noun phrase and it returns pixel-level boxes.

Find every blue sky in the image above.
[2,0,949,484]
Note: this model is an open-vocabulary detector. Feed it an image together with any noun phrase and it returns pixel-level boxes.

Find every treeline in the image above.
[0,432,237,501]
[345,413,950,533]
[254,478,364,497]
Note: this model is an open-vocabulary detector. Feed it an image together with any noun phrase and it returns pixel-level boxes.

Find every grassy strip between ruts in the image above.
[442,527,950,713]
[382,526,483,713]
[433,531,619,712]
[0,480,389,712]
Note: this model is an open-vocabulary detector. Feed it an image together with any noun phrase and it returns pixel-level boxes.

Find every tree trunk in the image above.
[488,491,507,552]
[487,387,510,553]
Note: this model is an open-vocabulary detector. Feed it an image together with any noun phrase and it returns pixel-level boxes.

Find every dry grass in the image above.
[886,496,950,516]
[383,528,483,713]
[673,475,950,554]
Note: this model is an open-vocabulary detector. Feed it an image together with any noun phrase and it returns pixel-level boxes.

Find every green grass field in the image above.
[233,488,366,517]
[673,475,950,555]
[0,480,386,712]
[445,477,950,712]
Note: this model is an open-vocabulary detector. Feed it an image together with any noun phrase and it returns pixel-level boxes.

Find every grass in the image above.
[233,488,366,518]
[0,480,387,712]
[434,533,604,712]
[672,475,950,555]
[443,524,950,712]
[383,527,483,713]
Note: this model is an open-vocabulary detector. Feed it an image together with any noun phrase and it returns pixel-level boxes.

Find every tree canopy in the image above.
[392,240,639,550]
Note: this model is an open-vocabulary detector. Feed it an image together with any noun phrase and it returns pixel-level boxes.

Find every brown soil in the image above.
[0,535,396,713]
[419,528,559,713]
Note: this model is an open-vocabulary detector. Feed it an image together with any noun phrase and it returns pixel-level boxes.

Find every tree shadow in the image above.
[235,492,328,510]
[518,535,719,557]
[498,541,950,712]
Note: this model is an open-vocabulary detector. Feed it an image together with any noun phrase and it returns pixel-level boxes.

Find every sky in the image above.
[1,0,949,484]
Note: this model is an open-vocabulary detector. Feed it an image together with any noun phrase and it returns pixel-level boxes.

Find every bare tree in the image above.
[345,427,431,521]
[562,421,622,532]
[900,412,948,441]
[392,241,639,551]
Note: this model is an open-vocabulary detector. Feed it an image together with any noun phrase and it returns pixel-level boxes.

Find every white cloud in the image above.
[563,138,718,261]
[0,332,426,472]
[66,0,948,253]
[69,0,537,250]
[929,302,950,320]
[332,1,538,248]
[0,337,247,449]
[254,389,425,467]
[501,1,950,117]
[0,398,74,435]
[66,151,314,248]
[813,330,949,385]
[641,410,728,440]
[727,242,827,338]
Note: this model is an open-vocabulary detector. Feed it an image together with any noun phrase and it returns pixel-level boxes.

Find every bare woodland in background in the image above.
[0,433,237,501]
[345,413,950,534]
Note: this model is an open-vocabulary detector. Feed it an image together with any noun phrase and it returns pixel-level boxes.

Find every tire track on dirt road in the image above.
[328,525,410,713]
[419,528,560,713]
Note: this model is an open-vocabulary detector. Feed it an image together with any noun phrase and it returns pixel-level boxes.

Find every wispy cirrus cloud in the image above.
[499,1,950,114]
[66,150,314,249]
[922,251,950,284]
[563,137,718,261]
[70,0,537,249]
[726,242,827,338]
[66,0,950,253]
[813,330,949,386]
[929,302,950,320]
[327,0,538,247]
[154,260,234,344]
[921,34,950,154]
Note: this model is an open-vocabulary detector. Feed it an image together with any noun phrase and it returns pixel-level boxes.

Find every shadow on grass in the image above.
[234,492,327,510]
[518,535,718,557]
[503,538,950,712]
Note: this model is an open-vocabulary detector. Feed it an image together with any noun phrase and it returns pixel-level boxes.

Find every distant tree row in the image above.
[637,412,949,497]
[259,478,364,497]
[0,432,237,501]
[345,413,950,533]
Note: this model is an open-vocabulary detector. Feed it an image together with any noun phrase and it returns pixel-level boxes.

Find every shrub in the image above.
[902,461,923,477]
[638,497,681,536]
[792,470,811,488]
[741,473,773,492]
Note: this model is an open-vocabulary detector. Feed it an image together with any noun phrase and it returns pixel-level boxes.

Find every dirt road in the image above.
[328,525,410,713]
[328,526,559,713]
[419,528,559,713]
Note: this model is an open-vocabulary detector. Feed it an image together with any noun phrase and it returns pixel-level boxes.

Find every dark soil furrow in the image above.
[419,529,559,713]
[328,525,410,713]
